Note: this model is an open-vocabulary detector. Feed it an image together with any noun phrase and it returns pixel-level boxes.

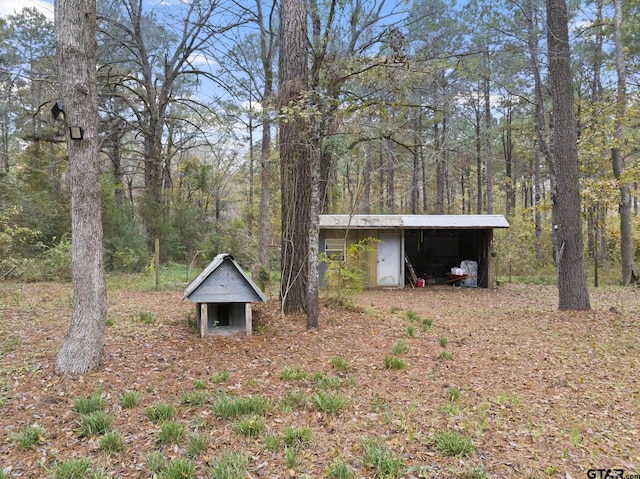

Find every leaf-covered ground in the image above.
[1,281,639,478]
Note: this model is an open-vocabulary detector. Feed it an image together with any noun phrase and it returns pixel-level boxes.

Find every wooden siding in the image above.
[187,261,264,303]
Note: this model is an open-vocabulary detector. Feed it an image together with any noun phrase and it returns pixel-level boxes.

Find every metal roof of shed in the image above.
[182,254,267,303]
[319,214,510,229]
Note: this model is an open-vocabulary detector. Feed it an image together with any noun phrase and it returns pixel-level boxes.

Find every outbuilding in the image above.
[319,214,509,288]
[182,254,267,337]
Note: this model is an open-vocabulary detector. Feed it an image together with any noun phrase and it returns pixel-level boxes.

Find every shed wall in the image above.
[188,261,264,303]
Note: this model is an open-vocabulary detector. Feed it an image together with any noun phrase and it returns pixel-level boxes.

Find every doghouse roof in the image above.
[182,254,267,304]
[319,214,510,229]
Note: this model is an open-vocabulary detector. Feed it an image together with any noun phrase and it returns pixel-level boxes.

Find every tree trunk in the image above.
[612,0,637,285]
[55,0,108,374]
[255,0,276,275]
[484,72,493,214]
[363,141,371,213]
[258,112,272,271]
[435,120,445,215]
[307,136,320,330]
[475,91,482,214]
[545,0,590,310]
[526,0,548,264]
[279,0,309,314]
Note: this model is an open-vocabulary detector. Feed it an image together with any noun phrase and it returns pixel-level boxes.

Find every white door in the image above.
[377,232,401,286]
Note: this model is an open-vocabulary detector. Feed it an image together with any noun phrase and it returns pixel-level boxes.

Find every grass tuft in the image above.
[138,310,156,325]
[119,390,139,409]
[157,420,186,445]
[145,451,167,474]
[73,392,104,415]
[99,431,124,454]
[209,451,249,479]
[79,411,113,437]
[280,365,308,381]
[212,394,271,419]
[391,340,409,356]
[362,437,404,478]
[327,457,355,479]
[145,403,176,423]
[211,369,231,384]
[15,423,45,451]
[431,430,474,457]
[47,457,92,479]
[384,355,407,370]
[282,425,312,448]
[187,432,208,457]
[181,390,209,406]
[329,356,350,373]
[159,457,195,479]
[278,390,308,413]
[233,415,266,437]
[311,390,347,415]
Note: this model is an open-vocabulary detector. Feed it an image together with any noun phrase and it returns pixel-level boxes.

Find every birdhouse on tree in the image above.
[182,254,267,337]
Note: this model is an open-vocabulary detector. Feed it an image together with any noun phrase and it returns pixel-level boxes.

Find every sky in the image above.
[0,0,53,19]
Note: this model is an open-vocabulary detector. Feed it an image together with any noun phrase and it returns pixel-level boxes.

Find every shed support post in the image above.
[200,303,208,338]
[245,303,252,336]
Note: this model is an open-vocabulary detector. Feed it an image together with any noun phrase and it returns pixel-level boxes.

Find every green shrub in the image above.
[101,176,148,273]
[321,237,378,303]
[41,237,72,281]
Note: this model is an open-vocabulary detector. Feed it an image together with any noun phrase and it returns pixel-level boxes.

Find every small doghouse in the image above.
[182,254,267,337]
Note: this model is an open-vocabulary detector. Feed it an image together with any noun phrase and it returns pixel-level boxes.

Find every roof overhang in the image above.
[319,214,510,230]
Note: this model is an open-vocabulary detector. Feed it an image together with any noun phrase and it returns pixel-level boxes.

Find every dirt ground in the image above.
[1,281,639,478]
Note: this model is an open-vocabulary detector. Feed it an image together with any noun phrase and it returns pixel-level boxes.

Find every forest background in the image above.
[1,0,639,290]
